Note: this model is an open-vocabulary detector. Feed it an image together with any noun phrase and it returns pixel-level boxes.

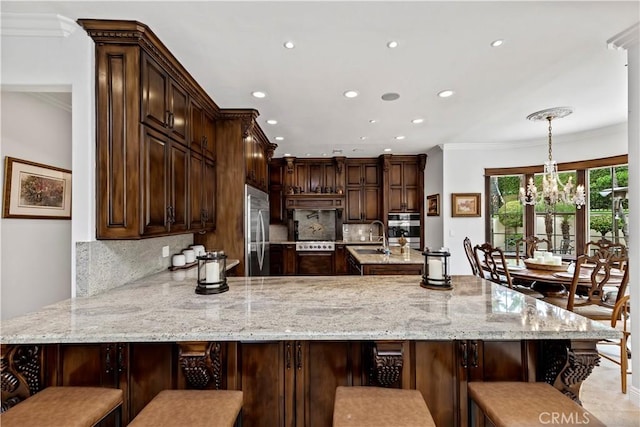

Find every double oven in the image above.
[388,213,421,249]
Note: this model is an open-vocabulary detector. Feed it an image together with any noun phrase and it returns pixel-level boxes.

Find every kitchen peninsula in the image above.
[1,271,617,427]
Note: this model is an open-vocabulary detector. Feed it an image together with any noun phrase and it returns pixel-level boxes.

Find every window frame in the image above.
[485,154,627,257]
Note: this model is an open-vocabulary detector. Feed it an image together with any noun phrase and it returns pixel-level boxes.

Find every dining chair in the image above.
[598,295,631,394]
[473,242,544,299]
[463,237,482,278]
[514,236,550,264]
[564,243,629,320]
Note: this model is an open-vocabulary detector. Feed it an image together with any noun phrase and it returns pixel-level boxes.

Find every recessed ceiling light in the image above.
[305,153,311,156]
[395,136,405,140]
[490,39,504,47]
[369,119,377,123]
[384,148,392,152]
[322,153,328,156]
[387,41,398,48]
[360,136,368,140]
[252,91,266,98]
[412,118,424,124]
[275,136,284,141]
[266,119,278,125]
[343,90,359,98]
[381,92,400,101]
[437,89,454,98]
[283,41,295,49]
[284,153,291,156]
[332,149,343,154]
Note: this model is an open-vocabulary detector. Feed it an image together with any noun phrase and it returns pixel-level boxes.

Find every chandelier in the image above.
[519,107,586,209]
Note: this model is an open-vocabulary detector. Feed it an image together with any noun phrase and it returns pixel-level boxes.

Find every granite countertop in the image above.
[347,245,424,265]
[0,272,618,344]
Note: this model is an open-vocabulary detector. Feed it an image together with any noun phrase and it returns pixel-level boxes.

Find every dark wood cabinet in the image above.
[283,244,296,275]
[334,244,347,275]
[140,126,188,236]
[141,53,188,146]
[345,159,381,223]
[296,252,335,275]
[240,341,359,427]
[269,158,286,224]
[386,157,419,213]
[81,20,220,239]
[245,124,272,192]
[270,244,284,276]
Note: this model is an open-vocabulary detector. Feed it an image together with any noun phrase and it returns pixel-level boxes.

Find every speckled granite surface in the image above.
[347,245,424,265]
[0,273,618,344]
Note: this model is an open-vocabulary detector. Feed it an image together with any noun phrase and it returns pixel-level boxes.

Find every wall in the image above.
[424,146,444,252]
[0,92,72,319]
[437,123,628,275]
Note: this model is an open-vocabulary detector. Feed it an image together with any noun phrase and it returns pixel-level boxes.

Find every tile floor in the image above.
[581,345,639,426]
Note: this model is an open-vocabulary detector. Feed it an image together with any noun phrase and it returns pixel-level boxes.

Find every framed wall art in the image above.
[451,193,481,217]
[3,156,72,219]
[426,194,440,216]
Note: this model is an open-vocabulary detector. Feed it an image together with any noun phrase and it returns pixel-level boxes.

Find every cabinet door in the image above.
[189,151,205,231]
[141,54,169,133]
[345,164,363,186]
[202,111,216,161]
[270,244,284,276]
[169,141,189,233]
[240,342,289,427]
[283,244,296,275]
[334,244,347,275]
[141,127,168,236]
[362,187,381,221]
[189,99,204,155]
[203,157,216,230]
[363,162,380,186]
[346,187,363,222]
[269,160,285,224]
[168,80,188,145]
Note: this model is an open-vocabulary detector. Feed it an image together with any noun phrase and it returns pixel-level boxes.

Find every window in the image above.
[485,155,627,257]
[588,165,628,248]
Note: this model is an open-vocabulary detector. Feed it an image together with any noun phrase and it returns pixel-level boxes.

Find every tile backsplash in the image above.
[76,234,193,296]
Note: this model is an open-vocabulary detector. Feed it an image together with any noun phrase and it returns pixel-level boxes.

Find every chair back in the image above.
[515,236,550,263]
[473,243,512,288]
[566,243,629,314]
[463,237,482,277]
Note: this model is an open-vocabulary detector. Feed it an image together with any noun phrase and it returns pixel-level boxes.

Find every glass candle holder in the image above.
[196,251,229,295]
[421,247,452,290]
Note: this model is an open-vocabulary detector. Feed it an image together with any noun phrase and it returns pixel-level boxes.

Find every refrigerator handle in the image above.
[257,209,265,270]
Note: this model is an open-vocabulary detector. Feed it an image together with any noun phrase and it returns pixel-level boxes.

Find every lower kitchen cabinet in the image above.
[44,343,176,426]
[334,244,347,274]
[270,244,284,276]
[296,252,335,275]
[240,341,362,427]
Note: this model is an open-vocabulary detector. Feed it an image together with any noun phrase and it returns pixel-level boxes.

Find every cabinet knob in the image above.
[202,136,207,149]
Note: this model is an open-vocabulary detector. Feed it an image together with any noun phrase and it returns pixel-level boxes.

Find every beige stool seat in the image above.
[333,386,436,427]
[0,386,123,427]
[129,389,243,427]
[468,382,605,427]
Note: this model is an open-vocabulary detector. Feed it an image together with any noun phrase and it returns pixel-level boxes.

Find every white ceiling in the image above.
[2,1,638,158]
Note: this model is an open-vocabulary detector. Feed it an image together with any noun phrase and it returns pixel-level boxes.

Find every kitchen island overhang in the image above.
[0,272,618,344]
[1,273,619,427]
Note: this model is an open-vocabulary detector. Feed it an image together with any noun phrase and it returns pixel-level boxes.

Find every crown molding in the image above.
[607,22,639,50]
[1,13,78,38]
[27,92,72,113]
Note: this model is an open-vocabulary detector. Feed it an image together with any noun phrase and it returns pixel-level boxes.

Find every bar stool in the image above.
[333,386,436,427]
[0,386,123,427]
[128,389,243,427]
[468,382,605,427]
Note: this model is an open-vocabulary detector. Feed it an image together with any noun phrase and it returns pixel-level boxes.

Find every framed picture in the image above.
[3,157,72,219]
[426,194,440,216]
[451,193,481,217]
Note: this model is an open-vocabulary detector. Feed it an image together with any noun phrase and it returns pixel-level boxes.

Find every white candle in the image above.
[205,262,220,283]
[553,256,562,266]
[428,259,443,280]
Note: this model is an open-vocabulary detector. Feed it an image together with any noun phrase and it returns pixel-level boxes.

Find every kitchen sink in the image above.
[354,248,385,255]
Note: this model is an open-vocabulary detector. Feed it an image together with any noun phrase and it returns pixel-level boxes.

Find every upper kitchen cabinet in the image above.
[289,158,339,194]
[79,19,220,239]
[345,159,381,223]
[269,158,286,224]
[382,154,427,213]
[141,53,189,146]
[189,99,216,160]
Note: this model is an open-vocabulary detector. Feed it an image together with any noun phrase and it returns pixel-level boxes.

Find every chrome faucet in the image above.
[370,220,389,253]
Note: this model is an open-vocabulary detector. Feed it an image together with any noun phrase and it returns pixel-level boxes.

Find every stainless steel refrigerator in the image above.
[245,185,270,276]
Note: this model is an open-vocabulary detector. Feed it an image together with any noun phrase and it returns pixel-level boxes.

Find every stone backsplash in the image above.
[76,234,193,296]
